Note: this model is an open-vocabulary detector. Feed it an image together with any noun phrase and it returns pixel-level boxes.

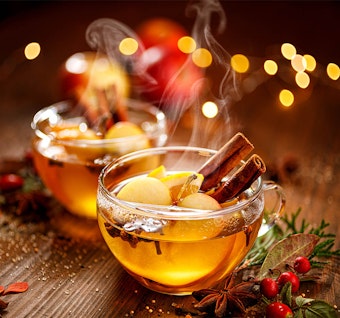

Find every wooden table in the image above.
[1,1,340,317]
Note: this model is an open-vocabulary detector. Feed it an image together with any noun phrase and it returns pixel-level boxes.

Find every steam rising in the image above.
[85,0,240,150]
[86,18,151,84]
[184,0,240,148]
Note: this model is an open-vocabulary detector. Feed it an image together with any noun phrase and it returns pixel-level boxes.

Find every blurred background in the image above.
[0,0,339,247]
[1,1,339,158]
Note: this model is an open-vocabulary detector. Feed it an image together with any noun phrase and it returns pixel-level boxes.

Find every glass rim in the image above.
[31,99,167,147]
[98,146,264,220]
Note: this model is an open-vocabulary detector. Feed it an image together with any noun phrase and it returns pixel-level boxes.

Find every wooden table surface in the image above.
[1,1,340,317]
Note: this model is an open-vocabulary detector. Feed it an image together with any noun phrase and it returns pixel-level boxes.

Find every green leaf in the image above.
[259,234,319,278]
[294,308,304,318]
[280,282,292,307]
[303,300,338,318]
[295,295,315,307]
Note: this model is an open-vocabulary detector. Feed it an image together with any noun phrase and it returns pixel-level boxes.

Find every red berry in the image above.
[277,271,300,292]
[294,256,311,274]
[0,174,24,191]
[266,302,293,318]
[260,278,279,298]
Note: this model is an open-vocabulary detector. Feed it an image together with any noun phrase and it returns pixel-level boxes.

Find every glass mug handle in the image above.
[258,180,286,236]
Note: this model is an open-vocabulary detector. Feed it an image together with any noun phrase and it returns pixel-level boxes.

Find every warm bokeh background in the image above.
[1,0,340,238]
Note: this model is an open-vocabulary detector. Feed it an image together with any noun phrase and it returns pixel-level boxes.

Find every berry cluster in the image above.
[260,256,311,318]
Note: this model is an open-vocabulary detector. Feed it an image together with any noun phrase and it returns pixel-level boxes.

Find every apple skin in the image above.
[135,18,205,111]
[136,18,188,51]
[135,45,204,110]
[59,51,130,101]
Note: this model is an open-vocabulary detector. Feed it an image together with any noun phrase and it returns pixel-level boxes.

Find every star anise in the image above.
[192,273,260,317]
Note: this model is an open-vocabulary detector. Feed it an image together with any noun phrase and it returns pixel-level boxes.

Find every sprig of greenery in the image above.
[245,208,340,266]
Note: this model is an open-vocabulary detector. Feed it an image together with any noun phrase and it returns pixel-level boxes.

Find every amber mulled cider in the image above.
[31,100,167,218]
[97,143,285,295]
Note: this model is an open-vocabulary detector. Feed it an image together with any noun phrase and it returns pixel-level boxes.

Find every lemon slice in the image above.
[160,171,204,201]
[147,165,166,179]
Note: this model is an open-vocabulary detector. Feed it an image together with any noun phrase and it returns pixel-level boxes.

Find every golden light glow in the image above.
[295,72,310,89]
[264,60,278,75]
[119,37,139,55]
[230,54,249,73]
[201,101,218,118]
[192,48,212,68]
[281,43,296,60]
[304,54,316,72]
[65,53,88,74]
[178,36,196,54]
[326,63,340,80]
[24,42,41,60]
[291,54,307,72]
[279,89,294,107]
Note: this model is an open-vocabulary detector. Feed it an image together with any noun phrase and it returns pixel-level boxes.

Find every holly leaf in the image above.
[259,234,319,278]
[302,300,338,318]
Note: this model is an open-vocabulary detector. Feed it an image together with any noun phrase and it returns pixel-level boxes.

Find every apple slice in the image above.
[178,193,221,210]
[104,121,151,155]
[117,176,172,205]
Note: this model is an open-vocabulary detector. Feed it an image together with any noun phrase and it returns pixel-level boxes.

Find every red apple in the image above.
[136,18,188,50]
[134,45,203,110]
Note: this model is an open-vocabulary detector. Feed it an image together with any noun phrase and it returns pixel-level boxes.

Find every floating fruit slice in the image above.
[117,176,172,205]
[178,193,221,210]
[105,121,145,139]
[104,121,151,155]
[147,165,166,179]
[160,171,204,201]
[53,126,104,160]
[53,127,99,141]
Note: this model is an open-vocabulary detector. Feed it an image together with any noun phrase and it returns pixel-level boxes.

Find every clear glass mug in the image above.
[31,99,167,219]
[97,146,285,295]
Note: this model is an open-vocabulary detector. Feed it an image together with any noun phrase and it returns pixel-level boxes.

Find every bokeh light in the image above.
[291,54,307,72]
[24,42,41,60]
[119,37,139,55]
[201,101,218,118]
[295,72,310,89]
[231,54,249,73]
[327,63,340,80]
[65,53,88,74]
[192,48,213,68]
[281,43,296,60]
[178,36,196,54]
[279,89,294,107]
[264,60,278,75]
[304,54,316,72]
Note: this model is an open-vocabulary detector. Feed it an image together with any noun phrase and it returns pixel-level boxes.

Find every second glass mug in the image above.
[31,99,167,219]
[97,146,285,295]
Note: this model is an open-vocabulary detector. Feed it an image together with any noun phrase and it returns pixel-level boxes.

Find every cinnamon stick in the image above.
[210,154,266,202]
[198,132,254,191]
